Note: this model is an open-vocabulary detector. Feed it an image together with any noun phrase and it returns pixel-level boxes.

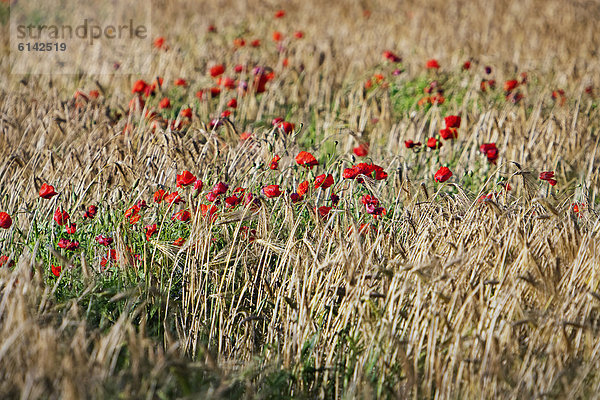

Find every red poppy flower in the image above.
[225,195,242,207]
[503,80,519,92]
[274,9,285,18]
[462,61,471,70]
[294,31,304,39]
[290,193,302,203]
[434,166,452,183]
[176,171,196,187]
[89,90,99,99]
[180,108,193,119]
[251,39,261,47]
[174,78,187,87]
[273,31,283,42]
[173,237,185,246]
[539,171,557,186]
[227,98,237,108]
[53,208,69,226]
[277,121,295,134]
[51,264,62,277]
[295,151,318,169]
[0,255,14,268]
[427,137,442,149]
[194,179,203,191]
[221,110,232,118]
[270,155,281,170]
[0,212,12,229]
[314,174,334,190]
[212,182,229,195]
[479,143,498,163]
[297,181,310,197]
[132,80,147,94]
[353,143,369,157]
[58,238,79,250]
[444,115,461,129]
[262,185,282,198]
[154,37,165,49]
[200,204,218,219]
[195,90,205,100]
[383,50,401,62]
[39,183,58,199]
[95,235,113,246]
[164,191,185,205]
[233,37,246,47]
[210,64,225,77]
[159,98,171,109]
[66,223,77,234]
[361,194,380,214]
[153,190,166,203]
[426,59,440,69]
[316,206,332,219]
[439,128,458,140]
[172,210,191,222]
[405,140,422,149]
[129,214,141,224]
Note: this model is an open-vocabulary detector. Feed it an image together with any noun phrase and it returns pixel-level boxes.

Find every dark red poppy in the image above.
[353,143,369,157]
[0,212,12,229]
[51,264,62,277]
[427,137,442,149]
[383,50,401,62]
[53,208,69,226]
[405,140,422,149]
[316,206,332,219]
[225,195,242,207]
[539,171,557,186]
[212,182,229,195]
[444,115,461,129]
[262,185,282,198]
[361,194,380,214]
[440,128,458,140]
[221,110,232,118]
[426,59,440,69]
[58,238,79,250]
[290,193,302,203]
[434,166,452,183]
[462,61,471,70]
[479,143,498,163]
[39,183,58,199]
[251,39,261,47]
[95,235,113,247]
[194,179,204,191]
[172,210,191,222]
[210,64,225,77]
[298,181,310,197]
[274,9,285,18]
[227,98,237,108]
[295,151,318,168]
[177,171,196,187]
[314,174,334,190]
[294,31,304,39]
[66,223,77,234]
[270,155,281,170]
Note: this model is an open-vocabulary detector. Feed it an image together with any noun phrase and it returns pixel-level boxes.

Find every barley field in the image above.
[1,0,600,398]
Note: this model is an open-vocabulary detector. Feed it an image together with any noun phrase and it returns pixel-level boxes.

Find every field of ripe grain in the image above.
[1,0,600,398]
